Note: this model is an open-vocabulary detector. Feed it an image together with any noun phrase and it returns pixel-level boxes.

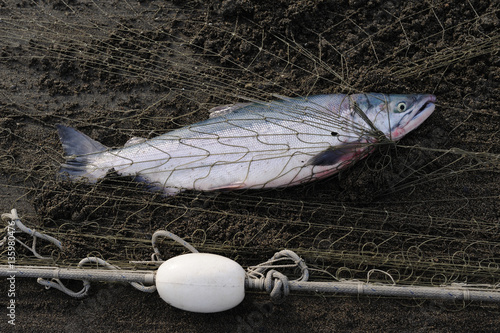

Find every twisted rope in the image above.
[246,249,309,303]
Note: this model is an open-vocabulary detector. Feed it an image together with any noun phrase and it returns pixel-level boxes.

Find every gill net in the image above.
[0,0,499,302]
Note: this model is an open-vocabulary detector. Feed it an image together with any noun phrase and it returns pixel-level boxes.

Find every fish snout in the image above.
[391,94,436,140]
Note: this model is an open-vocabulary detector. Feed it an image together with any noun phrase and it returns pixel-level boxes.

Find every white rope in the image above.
[1,209,62,259]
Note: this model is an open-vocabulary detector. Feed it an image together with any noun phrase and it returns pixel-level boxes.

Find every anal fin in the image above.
[133,175,182,196]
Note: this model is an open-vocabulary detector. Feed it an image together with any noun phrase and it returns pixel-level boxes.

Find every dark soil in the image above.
[0,0,499,332]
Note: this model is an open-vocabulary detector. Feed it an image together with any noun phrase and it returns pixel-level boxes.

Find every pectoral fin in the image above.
[307,145,359,166]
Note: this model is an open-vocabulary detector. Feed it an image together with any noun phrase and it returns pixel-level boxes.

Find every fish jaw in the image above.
[390,94,436,141]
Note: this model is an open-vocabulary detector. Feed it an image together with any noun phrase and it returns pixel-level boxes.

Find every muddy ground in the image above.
[1,0,499,332]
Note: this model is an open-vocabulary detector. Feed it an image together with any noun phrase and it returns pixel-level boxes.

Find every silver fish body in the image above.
[57,93,436,195]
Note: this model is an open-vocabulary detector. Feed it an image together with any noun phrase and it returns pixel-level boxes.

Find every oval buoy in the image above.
[155,253,246,313]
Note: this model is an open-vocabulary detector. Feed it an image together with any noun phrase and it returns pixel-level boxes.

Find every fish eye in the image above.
[396,102,407,113]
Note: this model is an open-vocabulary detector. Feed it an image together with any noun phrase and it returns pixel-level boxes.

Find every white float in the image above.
[155,253,246,313]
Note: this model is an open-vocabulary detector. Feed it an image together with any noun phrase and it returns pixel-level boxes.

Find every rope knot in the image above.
[246,249,309,304]
[264,269,289,303]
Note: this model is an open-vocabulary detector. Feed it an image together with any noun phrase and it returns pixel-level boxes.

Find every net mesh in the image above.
[0,0,499,293]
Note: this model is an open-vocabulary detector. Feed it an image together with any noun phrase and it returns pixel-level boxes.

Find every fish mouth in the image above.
[414,94,436,119]
[391,94,436,140]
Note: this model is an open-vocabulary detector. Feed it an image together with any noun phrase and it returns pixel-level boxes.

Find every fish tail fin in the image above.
[56,125,109,183]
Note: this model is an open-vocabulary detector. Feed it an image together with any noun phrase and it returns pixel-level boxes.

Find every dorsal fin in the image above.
[208,103,252,118]
[124,137,147,147]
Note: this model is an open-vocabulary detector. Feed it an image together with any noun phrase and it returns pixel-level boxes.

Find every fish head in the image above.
[367,94,436,141]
